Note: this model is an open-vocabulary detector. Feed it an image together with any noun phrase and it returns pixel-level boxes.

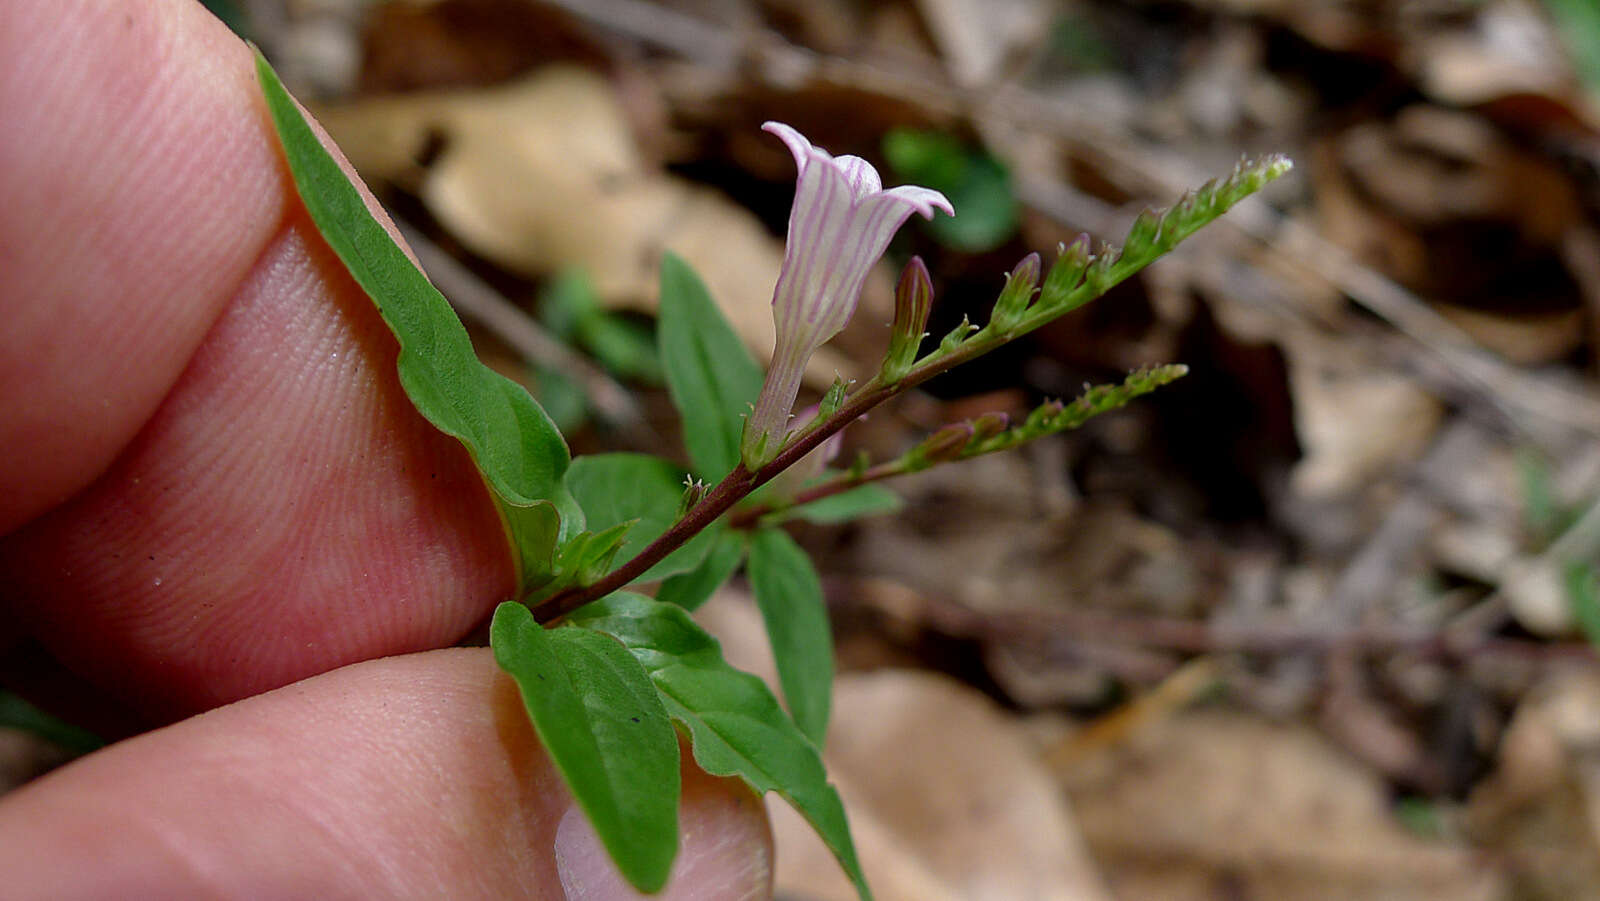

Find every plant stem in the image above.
[729,459,908,528]
[531,336,1000,622]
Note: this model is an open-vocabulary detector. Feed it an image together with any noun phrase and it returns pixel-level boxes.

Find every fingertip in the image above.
[554,761,774,901]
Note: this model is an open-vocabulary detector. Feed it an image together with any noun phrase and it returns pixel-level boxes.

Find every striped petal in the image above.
[742,122,953,465]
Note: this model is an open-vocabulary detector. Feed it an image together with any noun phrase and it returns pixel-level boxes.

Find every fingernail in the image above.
[554,785,772,901]
[554,805,644,900]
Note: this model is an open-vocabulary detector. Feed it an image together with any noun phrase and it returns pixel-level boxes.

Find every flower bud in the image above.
[1040,234,1091,309]
[988,252,1041,334]
[1082,241,1118,297]
[818,375,851,419]
[880,256,933,384]
[678,475,709,517]
[970,411,1010,442]
[908,421,974,469]
[1023,398,1065,432]
[1123,207,1163,259]
[938,315,977,354]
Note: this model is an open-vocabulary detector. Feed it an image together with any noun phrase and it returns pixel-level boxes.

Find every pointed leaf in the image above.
[255,53,582,590]
[657,253,764,481]
[490,602,680,892]
[570,594,872,901]
[565,453,721,582]
[656,530,747,611]
[747,529,834,746]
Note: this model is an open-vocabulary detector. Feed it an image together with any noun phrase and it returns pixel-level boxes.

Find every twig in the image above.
[1316,419,1491,628]
[852,578,1599,667]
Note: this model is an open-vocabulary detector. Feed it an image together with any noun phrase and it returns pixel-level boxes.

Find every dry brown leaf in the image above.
[1469,670,1600,899]
[1062,710,1504,900]
[315,67,852,380]
[1433,304,1585,367]
[695,590,1109,901]
[1285,332,1444,499]
[1408,0,1583,109]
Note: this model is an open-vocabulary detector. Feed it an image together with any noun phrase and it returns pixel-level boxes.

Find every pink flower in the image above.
[742,122,953,466]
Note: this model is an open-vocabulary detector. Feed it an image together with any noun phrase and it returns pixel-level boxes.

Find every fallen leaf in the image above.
[1062,710,1504,900]
[1469,670,1600,898]
[696,589,1110,901]
[315,67,853,381]
[1285,332,1444,499]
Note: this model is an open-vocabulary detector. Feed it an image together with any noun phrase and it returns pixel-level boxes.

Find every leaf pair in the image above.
[493,595,868,898]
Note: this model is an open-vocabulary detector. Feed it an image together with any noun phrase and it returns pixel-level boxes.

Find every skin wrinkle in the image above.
[1,214,512,722]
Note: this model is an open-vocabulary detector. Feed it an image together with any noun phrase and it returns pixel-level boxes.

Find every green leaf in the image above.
[1567,563,1600,651]
[531,364,589,434]
[657,253,764,482]
[656,530,747,611]
[0,691,104,755]
[746,529,834,747]
[490,602,680,893]
[883,129,1018,253]
[1517,447,1566,546]
[778,483,904,525]
[1543,0,1600,94]
[570,594,872,901]
[541,270,662,383]
[201,0,252,38]
[566,453,721,582]
[255,53,584,591]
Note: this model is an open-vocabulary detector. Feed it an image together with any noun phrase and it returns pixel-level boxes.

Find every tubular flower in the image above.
[741,122,953,466]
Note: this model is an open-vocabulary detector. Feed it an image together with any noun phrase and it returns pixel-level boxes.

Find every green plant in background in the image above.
[882,128,1020,253]
[533,269,662,431]
[1515,449,1600,649]
[0,691,104,757]
[256,50,1289,898]
[1542,0,1600,96]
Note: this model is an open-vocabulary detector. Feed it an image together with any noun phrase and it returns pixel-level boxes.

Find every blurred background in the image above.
[19,0,1600,897]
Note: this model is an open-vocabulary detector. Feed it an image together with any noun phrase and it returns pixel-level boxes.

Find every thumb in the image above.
[0,648,773,900]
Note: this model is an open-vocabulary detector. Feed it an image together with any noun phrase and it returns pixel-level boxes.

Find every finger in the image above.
[0,0,285,534]
[0,0,513,723]
[0,649,774,901]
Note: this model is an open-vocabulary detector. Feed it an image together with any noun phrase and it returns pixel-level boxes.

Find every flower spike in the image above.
[742,122,953,467]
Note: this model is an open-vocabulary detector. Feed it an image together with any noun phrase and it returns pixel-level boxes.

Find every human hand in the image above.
[0,1,772,896]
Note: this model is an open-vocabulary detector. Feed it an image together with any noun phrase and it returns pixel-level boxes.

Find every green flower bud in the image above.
[988,252,1041,334]
[1040,234,1091,309]
[881,256,933,384]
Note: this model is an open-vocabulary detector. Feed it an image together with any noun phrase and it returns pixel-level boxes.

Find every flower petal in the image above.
[877,184,955,220]
[832,154,882,196]
[742,122,955,466]
[762,121,815,173]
